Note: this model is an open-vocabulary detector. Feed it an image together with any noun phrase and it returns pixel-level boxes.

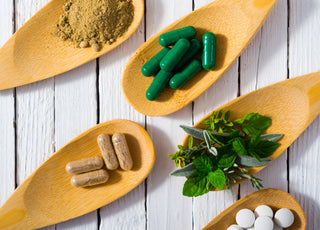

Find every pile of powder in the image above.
[56,0,134,52]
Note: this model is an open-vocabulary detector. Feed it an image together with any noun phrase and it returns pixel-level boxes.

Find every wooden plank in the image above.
[145,0,193,229]
[98,21,146,230]
[193,62,239,230]
[193,2,239,229]
[239,0,288,197]
[54,63,98,229]
[289,0,320,228]
[0,0,15,207]
[15,1,55,229]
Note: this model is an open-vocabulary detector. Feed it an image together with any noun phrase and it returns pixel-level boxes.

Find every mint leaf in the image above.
[193,155,213,174]
[232,138,248,155]
[208,169,226,190]
[170,163,196,177]
[218,151,237,168]
[235,113,271,137]
[254,140,280,158]
[183,171,210,197]
[248,132,262,161]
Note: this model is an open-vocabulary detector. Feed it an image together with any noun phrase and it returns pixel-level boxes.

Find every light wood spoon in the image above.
[181,72,320,189]
[0,0,144,91]
[202,188,306,230]
[122,0,278,116]
[0,120,155,229]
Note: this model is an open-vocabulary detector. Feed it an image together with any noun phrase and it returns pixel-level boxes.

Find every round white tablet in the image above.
[274,208,294,228]
[236,209,255,228]
[254,205,273,218]
[254,216,274,230]
[227,224,243,230]
[247,227,255,230]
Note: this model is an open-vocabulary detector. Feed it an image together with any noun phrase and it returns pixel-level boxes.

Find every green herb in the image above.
[169,110,282,197]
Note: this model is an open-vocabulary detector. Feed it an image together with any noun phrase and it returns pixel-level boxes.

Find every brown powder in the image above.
[56,0,134,51]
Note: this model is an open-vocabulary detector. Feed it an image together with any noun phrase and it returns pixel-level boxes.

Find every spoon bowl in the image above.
[122,0,278,116]
[0,120,155,229]
[0,0,144,90]
[181,72,320,188]
[202,189,306,230]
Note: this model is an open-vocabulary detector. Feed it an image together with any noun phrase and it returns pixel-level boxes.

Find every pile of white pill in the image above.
[227,205,294,230]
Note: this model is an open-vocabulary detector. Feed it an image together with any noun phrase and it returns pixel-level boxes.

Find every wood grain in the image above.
[145,0,193,229]
[192,1,240,229]
[55,61,98,229]
[289,0,320,228]
[239,0,288,197]
[0,0,15,209]
[98,13,146,230]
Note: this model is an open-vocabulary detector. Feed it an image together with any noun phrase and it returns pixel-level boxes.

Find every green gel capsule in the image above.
[202,32,216,70]
[159,26,197,47]
[146,70,173,101]
[170,59,202,89]
[174,39,202,71]
[160,38,190,72]
[141,48,170,76]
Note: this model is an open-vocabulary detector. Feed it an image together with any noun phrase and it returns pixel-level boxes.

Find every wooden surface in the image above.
[0,0,319,229]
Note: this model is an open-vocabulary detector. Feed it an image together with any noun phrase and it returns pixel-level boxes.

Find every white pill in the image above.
[236,209,255,228]
[254,216,274,230]
[254,205,273,218]
[247,227,255,230]
[227,224,243,230]
[274,208,294,228]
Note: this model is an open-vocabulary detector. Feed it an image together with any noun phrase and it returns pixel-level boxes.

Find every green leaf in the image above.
[170,163,196,177]
[254,140,280,158]
[180,125,205,140]
[236,154,272,167]
[217,110,223,119]
[183,171,210,197]
[218,151,237,168]
[232,138,248,155]
[248,132,262,161]
[260,134,283,142]
[204,130,214,149]
[208,169,226,190]
[193,155,213,174]
[236,113,272,137]
[188,136,194,149]
[224,110,230,120]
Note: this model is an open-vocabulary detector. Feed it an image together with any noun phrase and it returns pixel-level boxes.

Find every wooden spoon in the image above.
[180,72,320,189]
[0,120,155,229]
[0,0,144,91]
[202,188,306,230]
[122,0,278,116]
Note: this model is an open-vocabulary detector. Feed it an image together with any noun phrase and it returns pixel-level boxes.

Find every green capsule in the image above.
[146,70,172,101]
[174,39,202,71]
[141,48,170,76]
[169,59,202,89]
[202,32,216,70]
[160,38,190,72]
[159,26,197,47]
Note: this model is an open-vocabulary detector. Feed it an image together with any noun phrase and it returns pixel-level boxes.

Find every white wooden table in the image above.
[1,0,320,229]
